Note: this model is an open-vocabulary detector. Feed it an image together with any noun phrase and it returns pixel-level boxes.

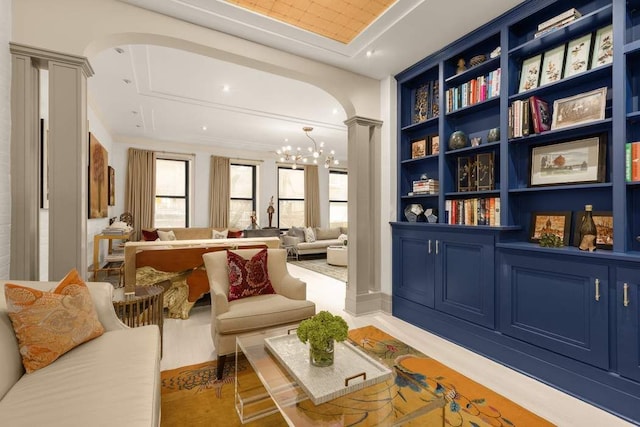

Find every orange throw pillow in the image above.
[227,249,275,301]
[4,269,105,373]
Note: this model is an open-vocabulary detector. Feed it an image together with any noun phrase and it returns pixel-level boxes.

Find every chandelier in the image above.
[276,126,339,169]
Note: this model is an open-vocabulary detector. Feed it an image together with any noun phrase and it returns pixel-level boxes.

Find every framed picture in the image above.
[540,44,565,86]
[430,135,440,155]
[529,211,572,245]
[564,33,592,78]
[88,132,108,219]
[411,138,427,158]
[108,166,115,206]
[572,210,613,249]
[551,87,607,130]
[529,134,606,187]
[476,152,495,190]
[591,25,613,68]
[413,83,430,124]
[518,54,542,93]
[457,156,474,192]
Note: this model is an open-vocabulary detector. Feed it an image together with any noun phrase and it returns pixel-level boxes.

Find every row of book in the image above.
[445,197,501,226]
[626,142,640,182]
[413,79,440,124]
[409,179,439,195]
[534,8,582,39]
[445,68,501,113]
[508,96,551,138]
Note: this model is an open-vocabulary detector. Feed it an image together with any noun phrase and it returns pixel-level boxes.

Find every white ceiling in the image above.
[88,0,524,163]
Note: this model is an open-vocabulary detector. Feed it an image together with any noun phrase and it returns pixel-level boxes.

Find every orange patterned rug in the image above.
[160,325,553,426]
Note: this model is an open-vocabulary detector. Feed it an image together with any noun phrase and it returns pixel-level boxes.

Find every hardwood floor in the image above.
[161,263,633,427]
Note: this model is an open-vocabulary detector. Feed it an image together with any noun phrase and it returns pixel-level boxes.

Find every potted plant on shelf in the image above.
[297,311,348,367]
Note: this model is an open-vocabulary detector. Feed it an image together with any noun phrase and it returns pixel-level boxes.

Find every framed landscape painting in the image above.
[572,210,613,249]
[551,87,607,130]
[529,211,572,245]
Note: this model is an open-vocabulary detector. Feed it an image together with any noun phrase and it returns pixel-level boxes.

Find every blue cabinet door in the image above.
[498,251,609,369]
[618,267,640,382]
[434,232,495,328]
[392,228,434,308]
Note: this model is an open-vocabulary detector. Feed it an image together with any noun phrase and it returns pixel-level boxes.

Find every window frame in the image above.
[229,163,257,229]
[329,169,348,228]
[154,154,194,228]
[277,166,305,229]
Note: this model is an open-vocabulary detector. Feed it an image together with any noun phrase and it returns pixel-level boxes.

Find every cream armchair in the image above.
[203,248,316,379]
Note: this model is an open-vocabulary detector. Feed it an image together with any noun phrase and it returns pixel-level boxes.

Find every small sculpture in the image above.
[490,46,501,58]
[456,58,466,74]
[267,196,275,228]
[247,211,260,230]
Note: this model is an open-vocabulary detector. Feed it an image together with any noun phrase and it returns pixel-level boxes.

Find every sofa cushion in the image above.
[304,227,316,242]
[228,229,243,238]
[315,227,341,240]
[288,227,305,241]
[227,249,275,301]
[141,229,159,241]
[341,226,348,235]
[297,239,343,250]
[0,326,160,427]
[212,229,229,239]
[216,293,316,334]
[157,230,177,241]
[4,269,105,373]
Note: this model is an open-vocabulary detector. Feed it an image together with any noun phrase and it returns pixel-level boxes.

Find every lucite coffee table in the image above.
[235,330,446,426]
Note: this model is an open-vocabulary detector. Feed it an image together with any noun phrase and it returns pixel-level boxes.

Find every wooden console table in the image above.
[92,231,133,282]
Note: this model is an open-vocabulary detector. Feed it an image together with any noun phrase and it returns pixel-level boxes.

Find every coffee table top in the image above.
[236,331,446,426]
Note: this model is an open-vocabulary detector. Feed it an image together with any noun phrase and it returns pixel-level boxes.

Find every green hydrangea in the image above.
[297,311,348,349]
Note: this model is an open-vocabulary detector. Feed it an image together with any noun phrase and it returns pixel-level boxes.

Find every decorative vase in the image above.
[310,340,335,367]
[448,131,468,150]
[487,127,500,142]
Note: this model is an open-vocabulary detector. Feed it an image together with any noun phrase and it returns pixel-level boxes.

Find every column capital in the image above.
[10,42,94,77]
[344,116,383,128]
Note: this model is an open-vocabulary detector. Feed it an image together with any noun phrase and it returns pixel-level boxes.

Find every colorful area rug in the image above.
[289,258,347,282]
[161,325,553,426]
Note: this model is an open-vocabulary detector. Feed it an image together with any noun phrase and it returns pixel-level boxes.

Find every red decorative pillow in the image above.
[141,229,159,241]
[227,249,275,301]
[227,230,243,238]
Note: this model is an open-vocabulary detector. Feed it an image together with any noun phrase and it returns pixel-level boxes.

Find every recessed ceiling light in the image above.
[114,47,124,54]
[366,50,374,57]
[332,108,338,115]
[123,79,132,84]
[284,138,289,142]
[222,85,230,92]
[202,125,207,131]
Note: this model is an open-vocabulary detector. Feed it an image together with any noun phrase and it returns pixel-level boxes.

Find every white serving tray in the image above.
[264,334,393,405]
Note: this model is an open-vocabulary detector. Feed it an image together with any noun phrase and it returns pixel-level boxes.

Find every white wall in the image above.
[380,76,397,295]
[0,0,12,280]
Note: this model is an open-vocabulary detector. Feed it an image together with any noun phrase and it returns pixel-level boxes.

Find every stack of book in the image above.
[410,179,439,195]
[445,197,501,226]
[534,8,582,38]
[509,96,551,138]
[445,68,501,113]
[626,142,640,182]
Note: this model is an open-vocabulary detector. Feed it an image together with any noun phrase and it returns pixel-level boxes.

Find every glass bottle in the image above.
[578,204,597,252]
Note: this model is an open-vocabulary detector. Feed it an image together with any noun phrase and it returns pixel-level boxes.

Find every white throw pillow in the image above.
[212,229,229,239]
[157,230,177,241]
[304,227,316,243]
[338,233,348,243]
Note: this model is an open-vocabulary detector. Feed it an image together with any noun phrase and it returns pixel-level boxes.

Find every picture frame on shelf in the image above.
[413,83,430,124]
[572,210,613,250]
[529,211,572,245]
[551,87,607,130]
[564,33,592,78]
[591,25,613,68]
[529,134,606,187]
[518,54,542,93]
[411,138,427,159]
[430,135,440,155]
[108,166,115,206]
[539,44,565,86]
[457,156,474,192]
[476,153,495,190]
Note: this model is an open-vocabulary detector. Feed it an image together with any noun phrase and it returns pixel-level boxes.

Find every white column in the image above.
[344,116,383,315]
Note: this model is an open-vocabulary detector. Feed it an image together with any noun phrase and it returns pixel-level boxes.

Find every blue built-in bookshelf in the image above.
[392,0,640,424]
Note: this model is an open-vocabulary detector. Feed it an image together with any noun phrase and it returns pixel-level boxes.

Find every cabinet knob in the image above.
[595,278,600,302]
[623,283,630,308]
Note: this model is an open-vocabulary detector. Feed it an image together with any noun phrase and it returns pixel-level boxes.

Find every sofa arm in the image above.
[282,235,302,247]
[209,279,230,315]
[86,282,128,331]
[275,274,307,300]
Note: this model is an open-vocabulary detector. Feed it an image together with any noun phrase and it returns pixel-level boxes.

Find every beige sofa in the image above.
[203,248,316,378]
[282,226,347,256]
[0,281,161,427]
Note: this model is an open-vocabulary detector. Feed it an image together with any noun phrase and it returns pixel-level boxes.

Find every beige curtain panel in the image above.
[209,156,230,228]
[304,165,320,227]
[125,148,156,240]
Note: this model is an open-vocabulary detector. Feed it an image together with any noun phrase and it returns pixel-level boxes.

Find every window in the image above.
[278,167,305,228]
[329,170,348,228]
[155,158,189,227]
[229,164,256,229]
